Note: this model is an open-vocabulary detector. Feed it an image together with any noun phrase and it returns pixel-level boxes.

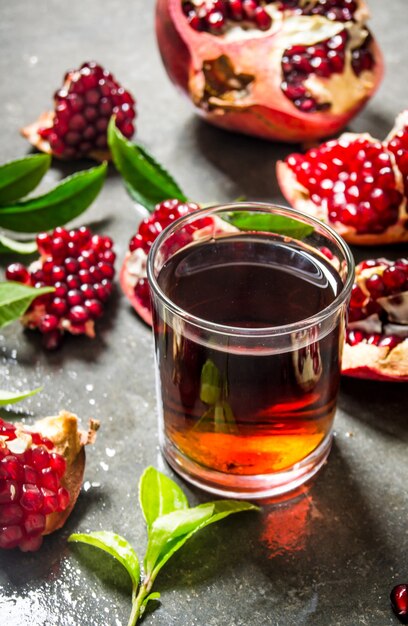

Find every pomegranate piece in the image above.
[342,258,408,381]
[0,411,98,551]
[155,0,383,142]
[5,226,116,349]
[120,199,202,325]
[277,111,408,245]
[21,61,136,160]
[391,584,408,623]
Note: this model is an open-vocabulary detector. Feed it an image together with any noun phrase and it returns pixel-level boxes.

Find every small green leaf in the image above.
[0,282,55,328]
[225,212,314,239]
[0,234,37,255]
[0,154,51,205]
[68,531,140,590]
[0,387,42,406]
[108,118,188,212]
[139,467,189,531]
[149,500,259,578]
[200,360,222,405]
[144,505,214,573]
[0,163,107,233]
[141,592,161,610]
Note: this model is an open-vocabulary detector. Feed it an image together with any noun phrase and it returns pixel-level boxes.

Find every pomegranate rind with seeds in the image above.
[0,411,98,550]
[342,259,408,381]
[277,129,408,245]
[120,250,153,326]
[156,0,383,142]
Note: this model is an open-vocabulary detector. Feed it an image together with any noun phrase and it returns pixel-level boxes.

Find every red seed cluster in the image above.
[286,138,403,234]
[386,119,408,196]
[346,258,408,349]
[182,0,273,33]
[38,61,136,158]
[278,0,358,22]
[0,418,69,551]
[128,199,203,307]
[5,226,115,349]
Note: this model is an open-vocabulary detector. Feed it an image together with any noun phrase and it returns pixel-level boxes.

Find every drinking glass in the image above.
[147,203,354,498]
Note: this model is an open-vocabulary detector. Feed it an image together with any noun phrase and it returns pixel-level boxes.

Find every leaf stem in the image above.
[127,577,153,626]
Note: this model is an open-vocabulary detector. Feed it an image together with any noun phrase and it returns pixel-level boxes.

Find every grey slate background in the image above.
[0,0,407,624]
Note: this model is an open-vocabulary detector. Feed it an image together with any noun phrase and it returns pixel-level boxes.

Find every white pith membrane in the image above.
[342,262,408,380]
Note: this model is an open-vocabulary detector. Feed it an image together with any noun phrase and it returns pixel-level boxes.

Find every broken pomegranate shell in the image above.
[155,0,383,142]
[5,226,116,350]
[342,258,408,381]
[277,111,408,245]
[21,61,136,160]
[0,411,98,551]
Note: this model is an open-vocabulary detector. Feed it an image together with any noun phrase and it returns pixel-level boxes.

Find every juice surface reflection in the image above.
[154,235,344,476]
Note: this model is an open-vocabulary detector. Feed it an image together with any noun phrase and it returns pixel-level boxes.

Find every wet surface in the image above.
[1,0,408,624]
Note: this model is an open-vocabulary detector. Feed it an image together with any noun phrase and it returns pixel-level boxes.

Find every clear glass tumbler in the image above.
[147,203,354,499]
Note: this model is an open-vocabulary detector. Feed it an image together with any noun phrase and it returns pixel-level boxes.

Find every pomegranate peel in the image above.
[0,411,99,551]
[156,0,383,142]
[277,117,408,245]
[343,258,408,381]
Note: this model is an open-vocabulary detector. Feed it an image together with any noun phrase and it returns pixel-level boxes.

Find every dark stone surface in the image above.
[0,1,407,624]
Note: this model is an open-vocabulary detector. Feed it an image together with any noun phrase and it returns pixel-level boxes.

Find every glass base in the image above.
[161,431,333,500]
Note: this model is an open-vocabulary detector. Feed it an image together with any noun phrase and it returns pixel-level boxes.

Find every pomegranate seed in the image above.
[382,266,406,292]
[365,274,385,298]
[5,263,30,284]
[69,305,89,324]
[0,525,24,549]
[391,584,408,622]
[20,485,44,512]
[0,503,24,525]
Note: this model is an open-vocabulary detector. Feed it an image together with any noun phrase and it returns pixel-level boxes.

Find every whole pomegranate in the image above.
[342,258,408,381]
[277,110,408,245]
[22,61,136,160]
[155,0,383,142]
[5,226,116,350]
[0,411,98,551]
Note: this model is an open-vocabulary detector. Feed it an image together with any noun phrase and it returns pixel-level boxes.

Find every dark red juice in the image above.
[154,234,344,476]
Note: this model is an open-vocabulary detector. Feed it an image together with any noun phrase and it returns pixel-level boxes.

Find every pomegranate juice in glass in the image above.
[147,203,354,498]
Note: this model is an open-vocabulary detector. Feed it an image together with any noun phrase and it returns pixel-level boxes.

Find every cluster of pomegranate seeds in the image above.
[346,258,408,349]
[281,31,347,112]
[278,0,358,22]
[37,61,136,158]
[391,584,408,624]
[386,117,408,196]
[0,418,69,551]
[5,226,115,350]
[182,0,273,33]
[285,138,403,234]
[128,199,202,307]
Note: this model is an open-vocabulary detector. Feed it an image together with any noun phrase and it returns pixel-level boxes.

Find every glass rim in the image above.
[146,202,355,338]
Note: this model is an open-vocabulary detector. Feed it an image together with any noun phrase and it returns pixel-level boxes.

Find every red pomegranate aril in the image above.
[48,297,68,317]
[254,6,272,30]
[0,479,20,503]
[49,453,66,478]
[391,584,408,623]
[382,266,406,291]
[20,484,44,512]
[69,305,89,325]
[40,468,59,492]
[5,263,30,284]
[24,465,38,485]
[39,314,59,334]
[84,299,104,319]
[0,525,24,550]
[97,262,115,280]
[0,503,24,525]
[24,513,46,536]
[57,487,70,511]
[1,457,24,481]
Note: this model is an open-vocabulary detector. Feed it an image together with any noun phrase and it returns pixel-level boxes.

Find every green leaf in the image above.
[141,592,161,610]
[144,505,214,573]
[139,467,189,531]
[0,387,42,406]
[225,212,314,239]
[149,500,259,578]
[0,234,37,255]
[0,163,107,233]
[108,118,187,212]
[0,154,51,205]
[68,531,140,591]
[0,282,55,328]
[200,360,222,405]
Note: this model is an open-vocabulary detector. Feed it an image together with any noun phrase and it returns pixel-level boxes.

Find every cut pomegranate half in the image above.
[5,226,116,350]
[277,111,408,245]
[21,61,136,160]
[156,0,383,142]
[342,258,408,381]
[0,411,98,551]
